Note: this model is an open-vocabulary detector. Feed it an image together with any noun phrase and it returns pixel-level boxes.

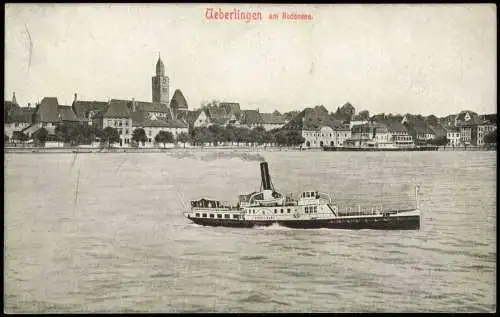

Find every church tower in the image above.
[152,54,170,106]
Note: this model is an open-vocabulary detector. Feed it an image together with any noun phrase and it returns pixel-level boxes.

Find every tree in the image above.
[132,128,148,146]
[285,129,305,147]
[155,130,174,148]
[483,129,497,144]
[102,127,120,148]
[429,135,448,147]
[55,123,72,144]
[252,126,267,145]
[33,128,49,146]
[176,131,191,148]
[191,127,213,147]
[358,110,370,121]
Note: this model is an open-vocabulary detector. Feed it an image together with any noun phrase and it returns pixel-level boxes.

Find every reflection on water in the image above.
[4,151,496,313]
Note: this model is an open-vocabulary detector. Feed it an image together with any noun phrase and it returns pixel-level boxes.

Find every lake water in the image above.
[4,150,496,312]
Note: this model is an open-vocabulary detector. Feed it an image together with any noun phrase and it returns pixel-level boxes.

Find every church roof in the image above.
[156,56,165,76]
[170,89,188,110]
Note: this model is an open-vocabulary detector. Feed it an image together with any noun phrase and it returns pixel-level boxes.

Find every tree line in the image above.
[5,123,306,148]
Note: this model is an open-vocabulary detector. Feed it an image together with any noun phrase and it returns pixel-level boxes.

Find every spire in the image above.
[156,53,165,77]
[12,92,17,105]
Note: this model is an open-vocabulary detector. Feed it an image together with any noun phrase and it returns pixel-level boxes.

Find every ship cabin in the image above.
[189,198,242,220]
[297,190,331,206]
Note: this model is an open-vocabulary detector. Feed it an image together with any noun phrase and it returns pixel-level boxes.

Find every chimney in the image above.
[132,98,136,112]
[74,93,77,103]
[27,102,31,108]
[260,162,272,191]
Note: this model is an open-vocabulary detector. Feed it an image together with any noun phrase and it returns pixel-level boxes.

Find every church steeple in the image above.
[156,53,165,77]
[12,92,17,105]
[152,53,169,105]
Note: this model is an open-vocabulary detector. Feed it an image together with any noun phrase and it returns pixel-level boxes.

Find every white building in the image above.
[446,128,461,147]
[302,125,351,148]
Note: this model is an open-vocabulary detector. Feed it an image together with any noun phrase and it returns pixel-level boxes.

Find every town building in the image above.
[102,99,133,147]
[455,111,496,146]
[372,123,393,147]
[446,127,461,147]
[131,110,188,147]
[4,93,35,139]
[260,113,287,131]
[239,110,263,129]
[71,93,109,129]
[302,125,351,148]
[385,121,413,147]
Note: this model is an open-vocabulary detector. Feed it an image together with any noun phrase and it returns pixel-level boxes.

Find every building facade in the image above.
[446,128,461,147]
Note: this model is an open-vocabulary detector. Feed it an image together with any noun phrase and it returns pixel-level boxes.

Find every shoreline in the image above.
[3,146,495,154]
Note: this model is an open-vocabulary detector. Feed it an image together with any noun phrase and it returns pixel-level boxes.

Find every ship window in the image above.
[209,214,214,218]
[202,213,207,218]
[233,214,240,219]
[195,213,200,217]
[224,214,230,219]
[217,214,222,219]
[287,209,291,213]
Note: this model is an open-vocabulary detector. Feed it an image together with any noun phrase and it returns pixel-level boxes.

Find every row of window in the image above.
[247,208,292,214]
[108,120,130,127]
[305,206,318,214]
[195,213,240,219]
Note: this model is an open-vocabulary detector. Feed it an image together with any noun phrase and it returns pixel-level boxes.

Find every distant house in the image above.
[131,110,188,147]
[372,123,392,147]
[71,94,109,129]
[58,105,86,124]
[207,107,230,126]
[4,105,35,139]
[239,110,263,129]
[260,113,286,131]
[350,123,373,146]
[103,99,133,147]
[454,110,495,146]
[219,102,241,118]
[179,109,211,131]
[445,127,461,147]
[385,120,413,147]
[32,97,62,129]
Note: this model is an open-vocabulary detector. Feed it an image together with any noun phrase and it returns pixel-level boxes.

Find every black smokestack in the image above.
[260,162,272,190]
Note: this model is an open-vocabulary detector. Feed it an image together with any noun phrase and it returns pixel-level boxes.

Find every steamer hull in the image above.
[186,211,420,230]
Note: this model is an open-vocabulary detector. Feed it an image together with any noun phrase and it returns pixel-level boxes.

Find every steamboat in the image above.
[183,162,421,230]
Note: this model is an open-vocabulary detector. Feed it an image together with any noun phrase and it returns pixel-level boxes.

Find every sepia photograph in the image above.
[4,3,496,313]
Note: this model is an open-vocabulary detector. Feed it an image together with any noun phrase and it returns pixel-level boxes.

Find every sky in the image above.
[4,3,497,116]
